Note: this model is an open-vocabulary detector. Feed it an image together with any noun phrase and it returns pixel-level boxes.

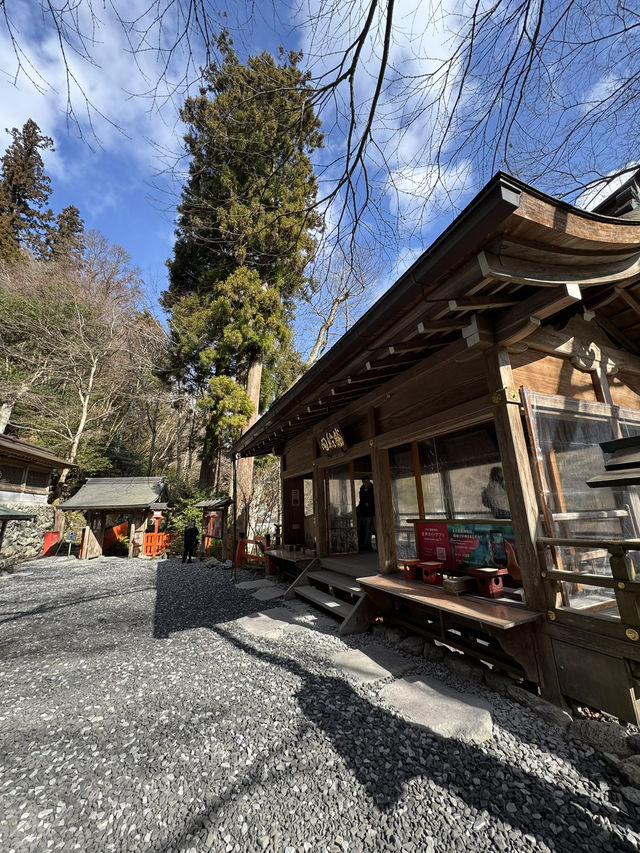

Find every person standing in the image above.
[182,520,199,563]
[357,475,375,551]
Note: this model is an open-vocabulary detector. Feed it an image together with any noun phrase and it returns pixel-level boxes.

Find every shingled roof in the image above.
[59,477,166,511]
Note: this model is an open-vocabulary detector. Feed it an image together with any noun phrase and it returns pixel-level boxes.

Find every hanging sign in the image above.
[318,425,347,456]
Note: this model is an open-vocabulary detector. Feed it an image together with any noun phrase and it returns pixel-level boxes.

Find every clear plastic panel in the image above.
[388,444,419,558]
[527,391,640,614]
[327,463,356,554]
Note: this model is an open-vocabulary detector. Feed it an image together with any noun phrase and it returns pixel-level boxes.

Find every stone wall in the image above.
[0,503,55,572]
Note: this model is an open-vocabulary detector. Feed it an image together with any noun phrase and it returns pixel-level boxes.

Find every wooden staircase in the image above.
[284,555,378,635]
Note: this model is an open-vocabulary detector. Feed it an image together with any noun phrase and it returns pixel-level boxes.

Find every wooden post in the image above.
[0,519,7,554]
[371,446,395,574]
[484,346,564,704]
[128,518,136,558]
[312,463,328,557]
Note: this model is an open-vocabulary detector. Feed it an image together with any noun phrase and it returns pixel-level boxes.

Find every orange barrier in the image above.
[143,532,178,557]
[235,537,266,568]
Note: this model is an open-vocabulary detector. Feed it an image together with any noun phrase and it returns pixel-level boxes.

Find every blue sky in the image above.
[0,1,630,352]
[0,1,474,332]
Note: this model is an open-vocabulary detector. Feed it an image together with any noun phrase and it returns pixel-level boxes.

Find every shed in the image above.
[0,436,72,569]
[59,477,168,558]
[235,171,640,724]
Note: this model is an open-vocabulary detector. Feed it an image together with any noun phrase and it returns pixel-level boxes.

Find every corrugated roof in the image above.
[59,477,166,511]
[0,435,72,468]
[0,505,37,521]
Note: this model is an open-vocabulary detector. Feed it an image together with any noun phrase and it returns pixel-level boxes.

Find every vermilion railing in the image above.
[143,532,179,557]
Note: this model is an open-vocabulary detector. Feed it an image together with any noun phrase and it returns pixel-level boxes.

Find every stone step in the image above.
[307,569,363,596]
[294,585,353,620]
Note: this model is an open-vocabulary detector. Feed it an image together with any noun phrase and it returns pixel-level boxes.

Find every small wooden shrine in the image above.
[235,171,640,724]
[59,477,168,558]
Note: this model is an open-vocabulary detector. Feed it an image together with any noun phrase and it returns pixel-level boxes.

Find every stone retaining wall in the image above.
[0,503,55,572]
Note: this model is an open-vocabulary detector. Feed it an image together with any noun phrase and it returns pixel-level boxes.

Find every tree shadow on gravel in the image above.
[0,584,156,626]
[151,625,640,853]
[153,561,261,639]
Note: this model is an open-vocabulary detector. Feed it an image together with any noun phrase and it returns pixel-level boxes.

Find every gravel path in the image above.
[1,556,639,853]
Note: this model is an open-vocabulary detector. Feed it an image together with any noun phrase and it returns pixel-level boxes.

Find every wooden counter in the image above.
[357,574,540,630]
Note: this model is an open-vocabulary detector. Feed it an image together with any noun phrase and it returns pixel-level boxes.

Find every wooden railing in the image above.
[537,536,640,641]
[143,532,179,557]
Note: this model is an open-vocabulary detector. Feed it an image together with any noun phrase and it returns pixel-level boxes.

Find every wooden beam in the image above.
[493,284,582,346]
[615,285,640,319]
[484,347,564,705]
[449,296,519,310]
[524,325,640,375]
[594,311,640,356]
[479,249,640,288]
[416,318,470,333]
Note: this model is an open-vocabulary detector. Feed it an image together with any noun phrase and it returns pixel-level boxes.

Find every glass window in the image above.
[388,423,505,560]
[389,444,419,558]
[417,440,446,516]
[327,464,356,554]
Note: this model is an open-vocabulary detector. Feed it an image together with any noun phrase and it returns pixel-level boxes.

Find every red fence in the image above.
[143,532,178,557]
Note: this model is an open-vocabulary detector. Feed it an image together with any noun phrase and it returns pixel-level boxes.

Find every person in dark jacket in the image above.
[357,475,376,551]
[182,521,199,563]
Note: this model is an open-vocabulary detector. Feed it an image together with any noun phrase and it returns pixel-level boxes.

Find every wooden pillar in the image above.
[128,518,136,558]
[371,446,395,574]
[484,346,564,703]
[0,519,7,554]
[312,463,329,557]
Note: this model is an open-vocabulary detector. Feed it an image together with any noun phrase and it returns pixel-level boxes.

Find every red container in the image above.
[400,559,421,581]
[42,530,60,556]
[468,566,508,598]
[418,561,444,585]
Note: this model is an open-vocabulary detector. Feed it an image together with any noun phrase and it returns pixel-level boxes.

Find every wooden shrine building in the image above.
[235,171,640,724]
[59,476,168,558]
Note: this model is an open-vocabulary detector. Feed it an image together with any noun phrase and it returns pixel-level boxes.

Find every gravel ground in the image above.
[1,556,639,853]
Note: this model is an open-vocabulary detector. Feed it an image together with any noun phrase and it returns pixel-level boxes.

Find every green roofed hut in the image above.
[59,477,168,558]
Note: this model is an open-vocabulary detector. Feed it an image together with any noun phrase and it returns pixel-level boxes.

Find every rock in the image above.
[483,670,512,696]
[398,635,424,655]
[568,719,632,758]
[619,754,640,787]
[423,644,445,663]
[445,655,484,683]
[506,684,572,727]
[385,627,405,644]
[626,733,640,754]
[622,786,640,805]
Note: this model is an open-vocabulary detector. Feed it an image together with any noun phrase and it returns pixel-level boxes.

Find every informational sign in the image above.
[64,531,79,542]
[415,520,518,573]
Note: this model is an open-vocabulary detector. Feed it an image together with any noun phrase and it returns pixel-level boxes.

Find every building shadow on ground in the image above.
[153,560,262,638]
[149,619,640,853]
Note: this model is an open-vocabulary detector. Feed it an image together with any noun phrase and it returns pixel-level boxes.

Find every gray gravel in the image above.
[1,555,639,853]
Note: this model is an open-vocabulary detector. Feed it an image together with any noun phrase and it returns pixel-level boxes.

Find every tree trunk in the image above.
[56,359,97,493]
[235,354,263,537]
[199,420,220,490]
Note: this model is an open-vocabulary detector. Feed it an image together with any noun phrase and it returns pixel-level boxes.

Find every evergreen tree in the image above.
[50,205,85,266]
[163,36,322,528]
[0,119,54,260]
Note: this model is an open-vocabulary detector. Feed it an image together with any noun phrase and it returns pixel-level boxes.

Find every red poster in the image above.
[416,522,450,563]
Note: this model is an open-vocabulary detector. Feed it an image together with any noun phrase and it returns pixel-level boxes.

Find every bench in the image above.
[265,547,315,579]
[357,573,542,680]
[357,574,539,630]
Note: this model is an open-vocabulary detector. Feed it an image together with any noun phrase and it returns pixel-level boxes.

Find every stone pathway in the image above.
[1,556,639,853]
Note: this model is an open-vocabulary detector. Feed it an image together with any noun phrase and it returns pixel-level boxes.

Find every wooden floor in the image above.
[321,552,380,578]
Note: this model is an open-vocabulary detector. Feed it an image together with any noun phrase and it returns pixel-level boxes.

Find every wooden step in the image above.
[308,569,363,596]
[294,585,352,619]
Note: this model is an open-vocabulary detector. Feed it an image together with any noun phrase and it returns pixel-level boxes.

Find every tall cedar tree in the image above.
[0,120,55,261]
[163,38,322,529]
